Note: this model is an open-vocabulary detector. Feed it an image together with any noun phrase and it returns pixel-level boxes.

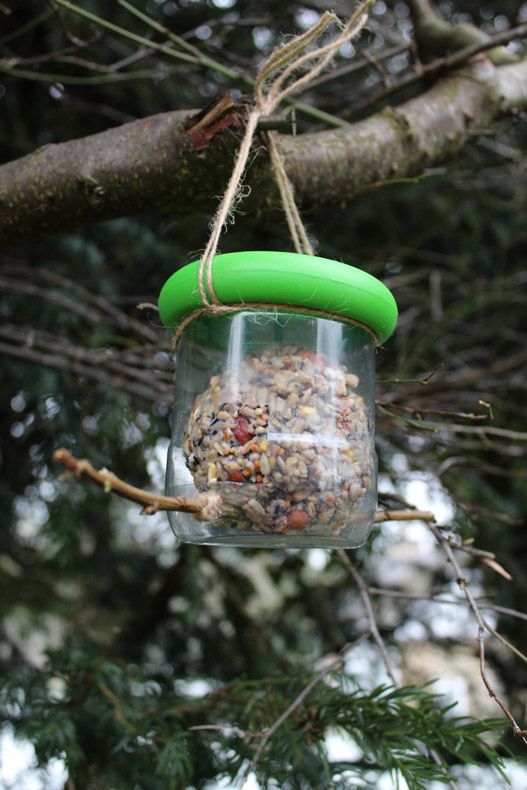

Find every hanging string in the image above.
[196,3,372,304]
[169,3,375,353]
[266,130,314,256]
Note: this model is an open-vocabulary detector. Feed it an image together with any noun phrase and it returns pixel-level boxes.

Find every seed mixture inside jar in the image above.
[183,347,373,535]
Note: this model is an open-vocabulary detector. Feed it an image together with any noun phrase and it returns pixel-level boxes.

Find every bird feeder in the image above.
[158,251,397,548]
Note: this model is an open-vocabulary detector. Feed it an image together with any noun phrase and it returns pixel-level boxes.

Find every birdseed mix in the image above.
[183,346,373,535]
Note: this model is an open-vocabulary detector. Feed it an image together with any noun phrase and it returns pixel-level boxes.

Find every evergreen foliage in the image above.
[3,652,508,788]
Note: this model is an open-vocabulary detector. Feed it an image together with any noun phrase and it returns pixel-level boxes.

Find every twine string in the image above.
[266,129,314,256]
[179,2,373,346]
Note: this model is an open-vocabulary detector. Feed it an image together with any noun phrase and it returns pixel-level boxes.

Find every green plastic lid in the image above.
[158,251,397,344]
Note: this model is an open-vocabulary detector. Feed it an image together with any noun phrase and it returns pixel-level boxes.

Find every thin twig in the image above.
[53,449,202,515]
[52,0,348,129]
[382,348,527,404]
[0,324,172,387]
[52,449,437,525]
[427,521,527,743]
[413,422,527,442]
[308,42,410,90]
[52,0,199,66]
[344,21,527,119]
[337,550,397,685]
[0,274,109,326]
[366,587,527,623]
[0,9,52,47]
[376,401,490,421]
[0,340,169,404]
[337,549,455,786]
[374,508,435,523]
[478,627,527,739]
[0,62,186,85]
[0,269,160,343]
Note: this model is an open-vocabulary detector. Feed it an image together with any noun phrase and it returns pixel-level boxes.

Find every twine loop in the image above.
[180,2,373,347]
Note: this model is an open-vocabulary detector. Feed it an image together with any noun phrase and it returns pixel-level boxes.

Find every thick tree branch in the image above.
[281,59,527,208]
[1,54,527,243]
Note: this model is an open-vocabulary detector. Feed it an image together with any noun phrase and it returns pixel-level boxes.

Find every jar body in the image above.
[166,311,377,548]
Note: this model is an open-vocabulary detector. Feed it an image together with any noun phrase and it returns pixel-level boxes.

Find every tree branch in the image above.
[2,54,527,243]
[0,325,172,403]
[366,587,527,624]
[427,521,527,743]
[53,448,203,515]
[52,448,436,524]
[337,550,398,685]
[408,0,519,65]
[344,23,527,120]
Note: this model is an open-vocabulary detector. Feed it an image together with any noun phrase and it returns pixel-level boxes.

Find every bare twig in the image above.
[345,21,527,119]
[0,9,52,47]
[366,587,527,624]
[0,339,169,404]
[337,549,455,786]
[53,448,202,515]
[427,521,527,743]
[0,269,160,343]
[478,627,527,740]
[337,550,397,685]
[0,274,109,326]
[307,43,409,91]
[414,422,527,442]
[53,0,345,129]
[383,348,527,404]
[52,449,437,526]
[376,401,490,421]
[0,324,171,385]
[374,508,436,523]
[0,324,172,408]
[47,0,97,48]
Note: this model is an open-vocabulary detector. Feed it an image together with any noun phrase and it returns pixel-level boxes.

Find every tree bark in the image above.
[0,59,526,245]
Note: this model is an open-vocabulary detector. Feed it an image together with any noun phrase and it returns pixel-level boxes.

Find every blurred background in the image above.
[1,1,527,787]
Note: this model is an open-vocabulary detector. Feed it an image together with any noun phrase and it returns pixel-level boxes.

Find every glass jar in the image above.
[159,251,397,549]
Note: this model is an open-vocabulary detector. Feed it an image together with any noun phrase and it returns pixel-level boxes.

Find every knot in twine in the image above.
[175,2,373,349]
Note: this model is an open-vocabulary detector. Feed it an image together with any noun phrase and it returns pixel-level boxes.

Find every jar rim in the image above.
[158,251,397,344]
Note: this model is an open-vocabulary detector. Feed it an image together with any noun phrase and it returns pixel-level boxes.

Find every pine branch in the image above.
[242,635,369,780]
[5,648,509,787]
